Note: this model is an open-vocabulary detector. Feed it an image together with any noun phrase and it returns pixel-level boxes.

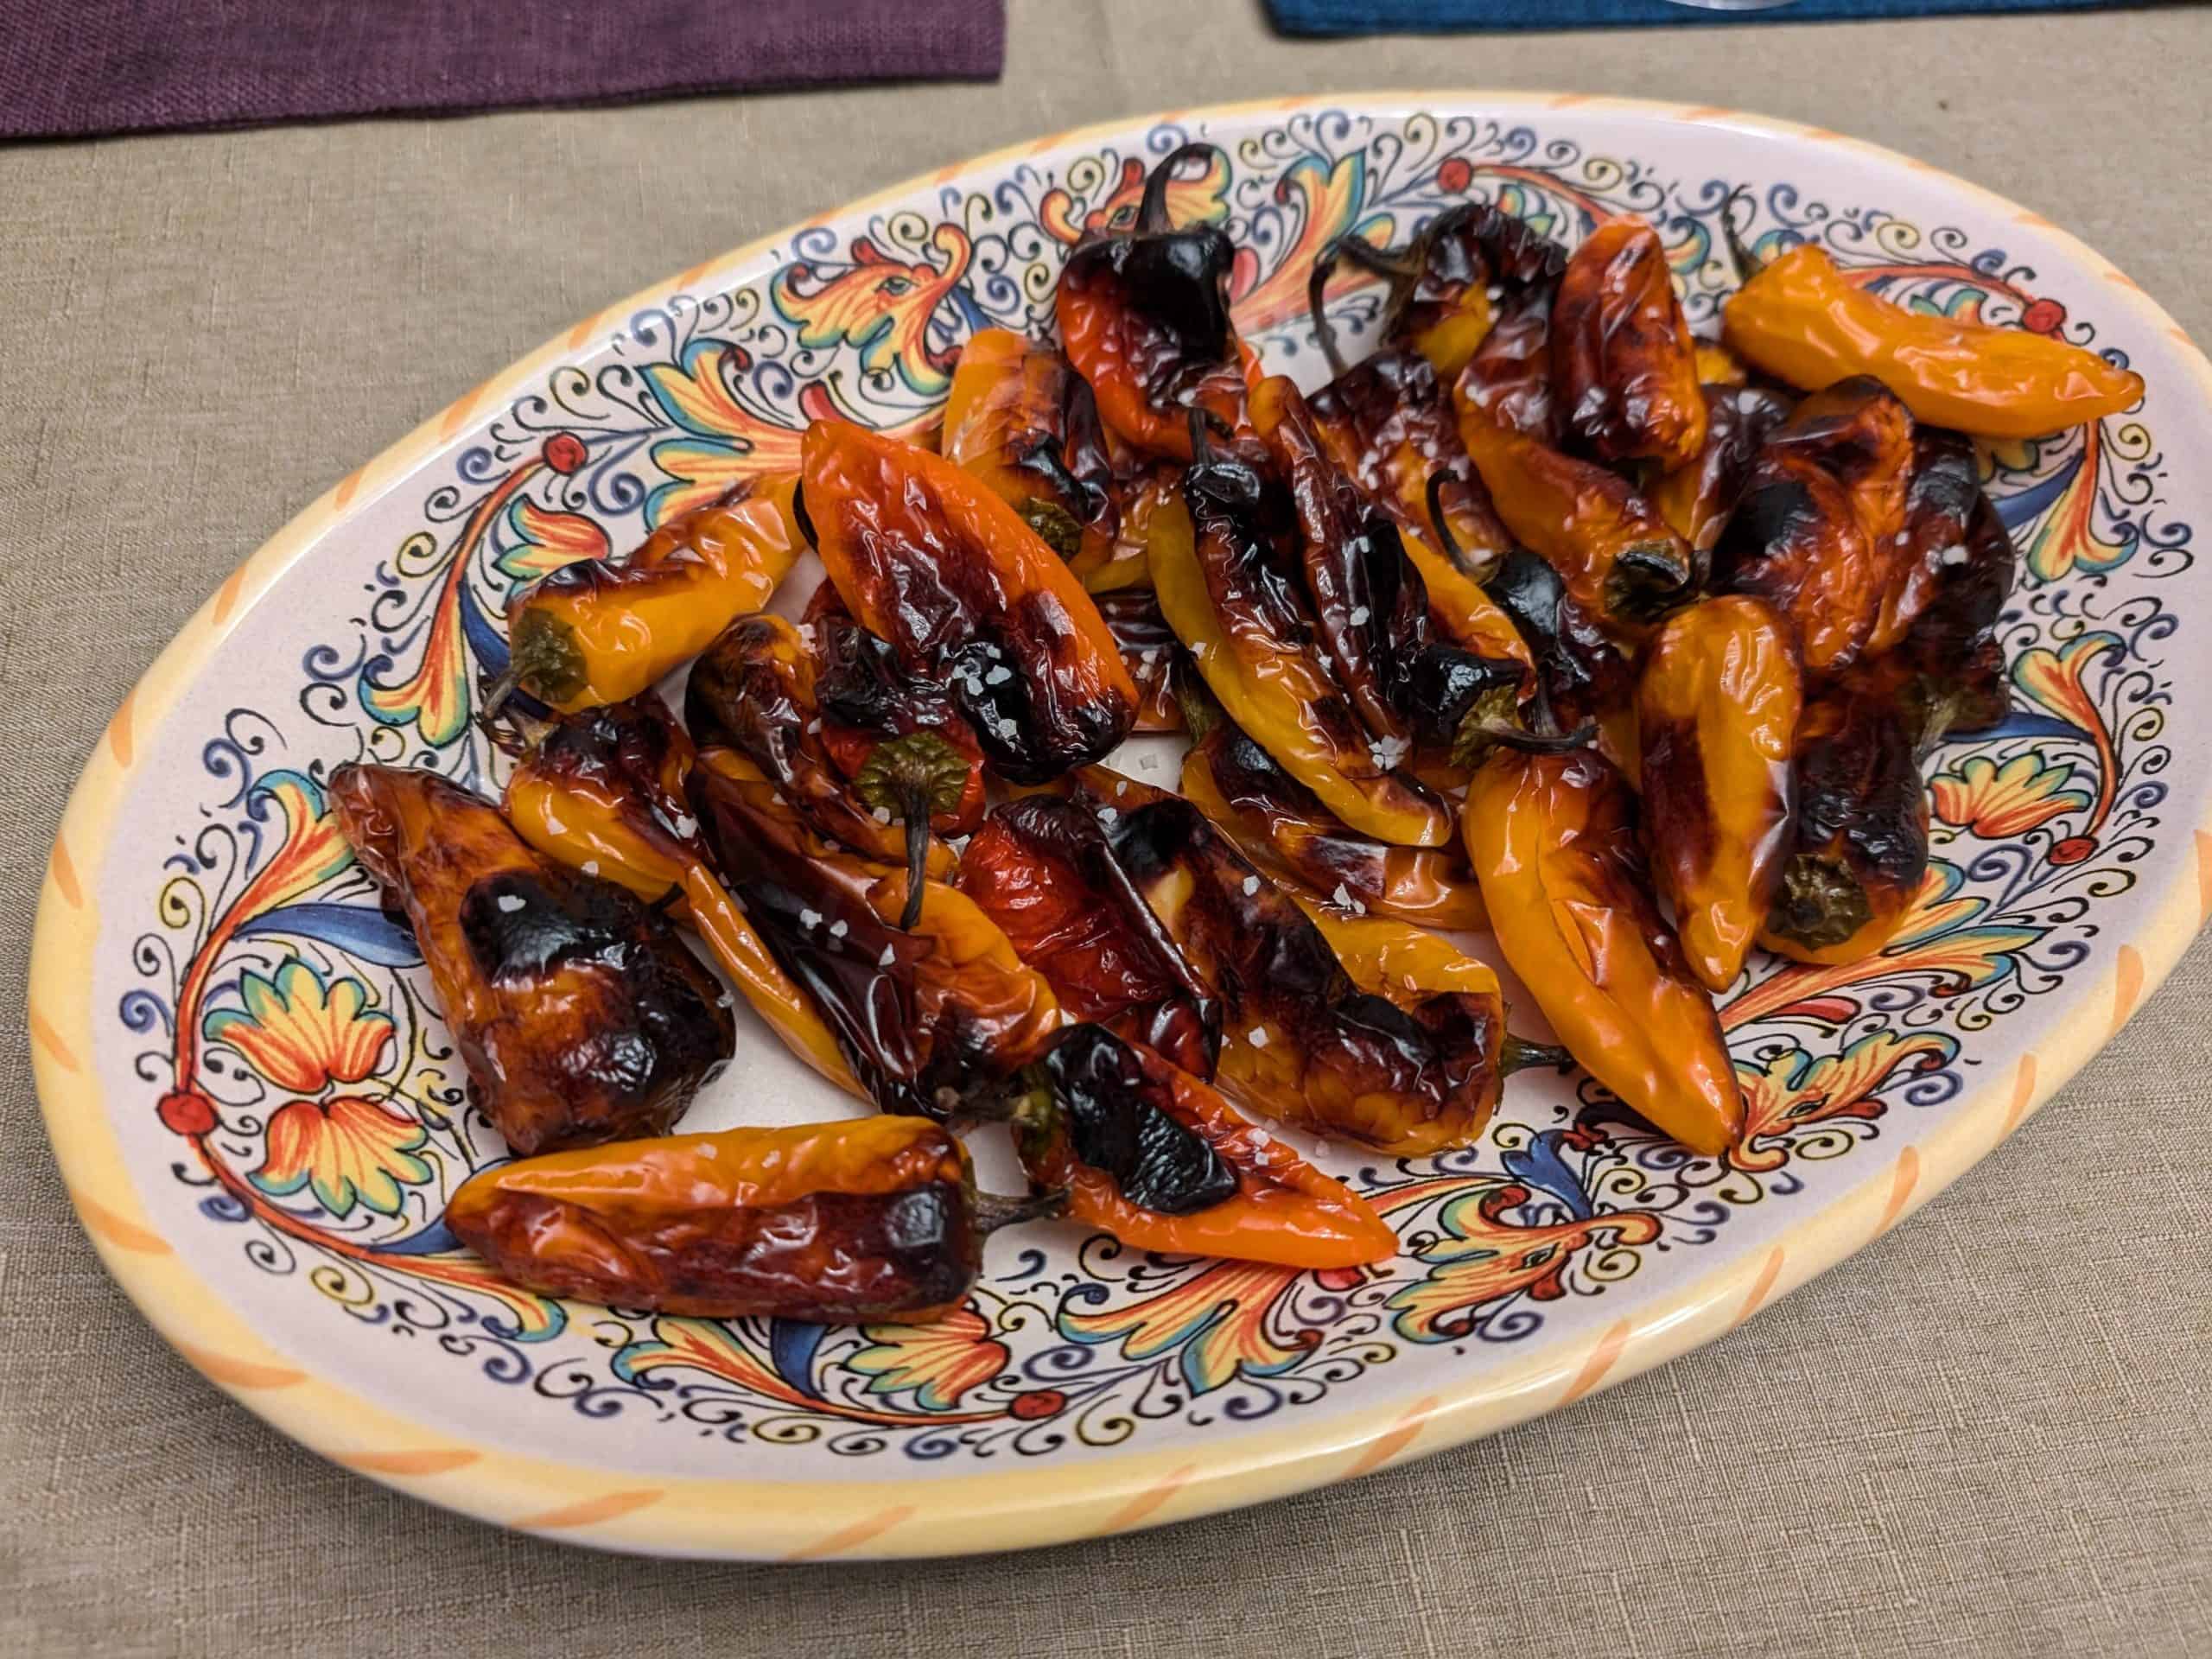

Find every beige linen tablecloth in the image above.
[3,3,2208,1653]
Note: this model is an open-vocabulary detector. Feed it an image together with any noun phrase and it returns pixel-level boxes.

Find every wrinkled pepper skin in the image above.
[1455,386,1696,635]
[1552,217,1707,467]
[1389,201,1568,380]
[1869,427,1981,657]
[500,697,860,1096]
[942,327,1117,563]
[1711,376,1916,675]
[957,795,1223,1077]
[1095,588,1185,731]
[1480,548,1639,773]
[1055,146,1256,461]
[1651,383,1795,560]
[1156,426,1453,847]
[1457,290,1561,442]
[1306,349,1517,582]
[1250,375,1439,742]
[1722,242,2144,440]
[1011,1025,1397,1268]
[331,763,734,1155]
[1637,597,1802,992]
[1463,750,1745,1157]
[1759,681,1930,965]
[447,1116,1011,1324]
[689,747,1062,1117]
[1876,490,2018,742]
[1180,712,1489,931]
[801,419,1140,782]
[500,474,803,711]
[803,582,989,836]
[1084,771,1508,1154]
[683,613,951,876]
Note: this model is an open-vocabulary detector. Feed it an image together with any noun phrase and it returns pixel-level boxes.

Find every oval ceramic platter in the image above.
[29,92,2212,1560]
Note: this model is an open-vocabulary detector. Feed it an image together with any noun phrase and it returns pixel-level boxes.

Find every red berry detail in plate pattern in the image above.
[2049,835,2098,865]
[541,432,589,475]
[1009,1389,1066,1421]
[2020,297,2067,336]
[1436,157,1473,194]
[157,1090,219,1137]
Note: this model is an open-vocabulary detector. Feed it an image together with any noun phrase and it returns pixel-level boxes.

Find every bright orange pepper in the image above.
[499,474,802,711]
[1463,748,1744,1158]
[1723,243,2143,439]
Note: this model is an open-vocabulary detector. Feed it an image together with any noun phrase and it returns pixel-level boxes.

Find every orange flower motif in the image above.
[1732,1030,1955,1172]
[1930,752,2090,838]
[251,1095,432,1218]
[1039,151,1230,245]
[771,223,973,397]
[497,497,610,584]
[202,958,394,1095]
[1061,1259,1306,1395]
[1387,1183,1662,1342]
[849,1306,1010,1410]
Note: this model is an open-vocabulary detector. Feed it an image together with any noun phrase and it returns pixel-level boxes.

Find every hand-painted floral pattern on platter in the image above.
[118,108,2181,1462]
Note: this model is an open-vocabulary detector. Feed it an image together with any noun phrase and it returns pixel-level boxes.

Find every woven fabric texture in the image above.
[0,0,1005,140]
[1,3,2207,1653]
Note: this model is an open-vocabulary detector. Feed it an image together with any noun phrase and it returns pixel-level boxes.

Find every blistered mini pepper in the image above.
[1759,678,1930,965]
[1551,216,1707,467]
[1081,769,1525,1156]
[998,1024,1397,1268]
[1311,200,1567,384]
[493,474,803,713]
[1713,375,1916,675]
[1154,413,1453,847]
[941,327,1118,564]
[447,1116,1061,1324]
[957,793,1223,1077]
[498,696,861,1095]
[1636,596,1803,991]
[1463,747,1745,1158]
[1454,378,1696,636]
[1721,240,2143,440]
[331,762,735,1155]
[800,418,1139,783]
[1054,143,1260,461]
[1178,691,1488,931]
[689,746,1064,1118]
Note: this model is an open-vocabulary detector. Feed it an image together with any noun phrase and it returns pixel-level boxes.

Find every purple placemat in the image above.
[0,0,1006,142]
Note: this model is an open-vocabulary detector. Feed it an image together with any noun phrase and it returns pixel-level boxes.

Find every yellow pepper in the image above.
[502,700,860,1096]
[1723,243,2143,440]
[499,474,802,711]
[1463,747,1744,1158]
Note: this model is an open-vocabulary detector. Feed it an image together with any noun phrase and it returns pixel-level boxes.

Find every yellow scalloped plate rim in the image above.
[29,91,2212,1560]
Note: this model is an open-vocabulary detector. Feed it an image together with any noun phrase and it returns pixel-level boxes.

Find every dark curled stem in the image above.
[1719,188,1768,284]
[791,480,819,550]
[1138,142,1225,234]
[1500,1035,1574,1076]
[1307,232,1421,380]
[970,1185,1071,1236]
[1424,469,1481,575]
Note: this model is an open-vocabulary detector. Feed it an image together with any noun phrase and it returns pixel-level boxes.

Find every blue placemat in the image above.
[1270,0,2133,32]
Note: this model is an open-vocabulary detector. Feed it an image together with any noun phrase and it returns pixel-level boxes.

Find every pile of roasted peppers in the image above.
[340,149,2141,1325]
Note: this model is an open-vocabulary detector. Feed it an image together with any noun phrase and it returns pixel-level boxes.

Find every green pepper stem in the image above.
[480,664,523,720]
